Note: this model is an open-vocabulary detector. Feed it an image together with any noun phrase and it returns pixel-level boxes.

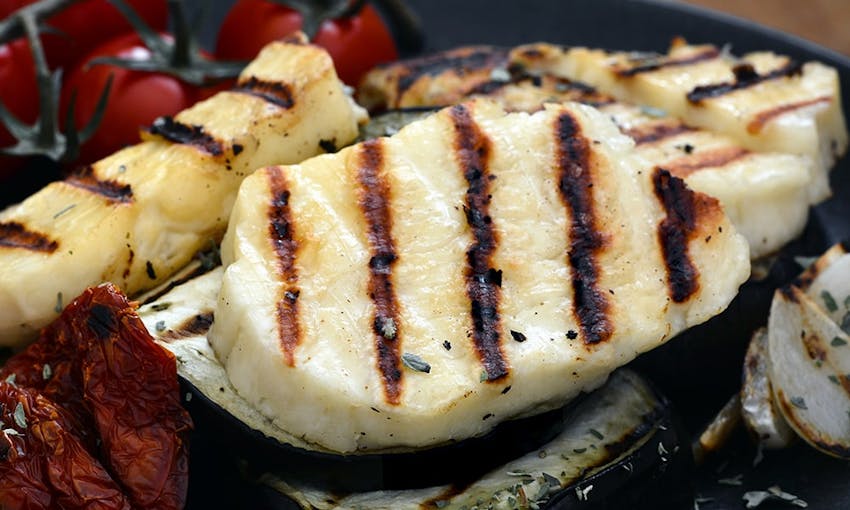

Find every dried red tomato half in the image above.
[0,382,131,510]
[0,283,192,509]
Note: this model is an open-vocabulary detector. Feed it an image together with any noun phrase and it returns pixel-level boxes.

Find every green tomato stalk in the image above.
[0,0,110,162]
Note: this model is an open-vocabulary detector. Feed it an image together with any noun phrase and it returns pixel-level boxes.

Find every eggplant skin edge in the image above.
[250,369,693,510]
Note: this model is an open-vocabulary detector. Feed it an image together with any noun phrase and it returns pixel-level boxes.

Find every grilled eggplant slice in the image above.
[208,99,748,453]
[137,268,692,504]
[358,48,816,259]
[0,36,366,347]
[257,369,690,510]
[510,39,848,204]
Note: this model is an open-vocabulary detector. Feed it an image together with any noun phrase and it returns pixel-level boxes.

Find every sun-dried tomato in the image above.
[0,283,192,510]
[0,382,131,510]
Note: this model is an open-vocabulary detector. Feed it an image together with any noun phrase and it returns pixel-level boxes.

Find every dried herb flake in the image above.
[790,396,808,410]
[13,403,26,429]
[401,352,431,373]
[821,290,838,312]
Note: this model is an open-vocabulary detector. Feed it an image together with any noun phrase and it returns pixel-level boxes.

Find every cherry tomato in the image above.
[0,0,168,71]
[0,38,38,180]
[216,0,398,85]
[62,32,212,164]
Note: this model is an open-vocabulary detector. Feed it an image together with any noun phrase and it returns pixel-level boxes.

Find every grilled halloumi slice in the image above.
[358,56,814,259]
[356,45,509,111]
[0,37,366,347]
[209,99,749,453]
[510,40,848,203]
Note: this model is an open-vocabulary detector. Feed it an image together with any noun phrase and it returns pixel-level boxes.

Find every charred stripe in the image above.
[747,96,832,134]
[267,167,302,367]
[555,112,612,345]
[356,139,404,405]
[451,104,509,381]
[233,76,295,110]
[687,60,803,103]
[661,146,750,178]
[617,47,720,77]
[65,166,133,203]
[623,121,695,146]
[159,312,214,343]
[0,222,58,253]
[653,168,701,303]
[396,47,509,100]
[148,117,224,156]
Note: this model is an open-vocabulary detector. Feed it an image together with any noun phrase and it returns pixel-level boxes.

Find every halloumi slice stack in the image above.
[358,57,815,259]
[0,36,366,347]
[510,40,848,204]
[209,99,749,453]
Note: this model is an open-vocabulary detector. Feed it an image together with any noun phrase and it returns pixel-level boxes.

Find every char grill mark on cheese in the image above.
[159,312,214,343]
[686,60,803,103]
[616,47,721,77]
[232,76,295,110]
[267,167,302,367]
[652,168,701,303]
[555,112,612,345]
[662,146,750,178]
[0,222,58,253]
[355,139,405,404]
[747,96,832,134]
[147,116,224,156]
[396,47,509,98]
[623,121,695,146]
[450,104,509,382]
[65,166,133,203]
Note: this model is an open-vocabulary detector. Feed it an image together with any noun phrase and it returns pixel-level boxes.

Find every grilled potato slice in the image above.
[768,285,850,458]
[511,39,848,203]
[209,99,749,453]
[0,37,366,347]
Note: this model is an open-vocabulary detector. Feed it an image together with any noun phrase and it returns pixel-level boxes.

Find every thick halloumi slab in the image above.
[209,99,749,453]
[0,38,366,347]
[510,40,848,203]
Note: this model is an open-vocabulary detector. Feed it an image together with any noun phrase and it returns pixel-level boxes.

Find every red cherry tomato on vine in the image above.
[0,0,168,71]
[62,33,214,164]
[0,38,38,179]
[215,0,398,85]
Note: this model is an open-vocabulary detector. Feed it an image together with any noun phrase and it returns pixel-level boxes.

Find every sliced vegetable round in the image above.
[740,327,795,449]
[767,285,850,459]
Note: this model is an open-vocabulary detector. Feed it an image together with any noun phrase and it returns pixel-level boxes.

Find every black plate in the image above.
[180,1,850,508]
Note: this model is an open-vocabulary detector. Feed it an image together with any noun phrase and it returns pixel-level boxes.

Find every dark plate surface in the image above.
[180,1,850,508]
